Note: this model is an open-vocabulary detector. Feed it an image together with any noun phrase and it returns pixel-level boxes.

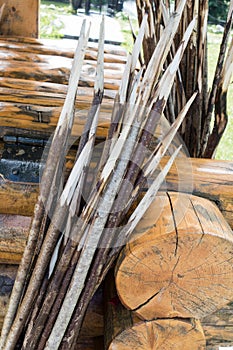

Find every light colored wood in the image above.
[104,272,206,350]
[0,60,122,87]
[202,301,233,349]
[164,157,233,228]
[0,0,39,38]
[107,319,206,350]
[0,215,30,264]
[0,177,38,217]
[0,158,232,231]
[0,38,127,62]
[115,192,233,320]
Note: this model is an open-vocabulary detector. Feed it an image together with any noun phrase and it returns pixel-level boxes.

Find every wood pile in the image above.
[0,36,126,139]
[0,197,233,350]
[0,2,233,349]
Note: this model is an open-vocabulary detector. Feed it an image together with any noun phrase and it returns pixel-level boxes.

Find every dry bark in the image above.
[136,0,233,158]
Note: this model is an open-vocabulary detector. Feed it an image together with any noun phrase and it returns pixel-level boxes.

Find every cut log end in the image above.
[108,318,206,350]
[115,193,233,320]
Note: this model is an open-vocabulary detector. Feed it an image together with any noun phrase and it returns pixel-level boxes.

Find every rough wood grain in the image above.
[0,215,30,264]
[0,258,233,348]
[115,192,233,320]
[164,157,233,228]
[0,178,38,217]
[104,272,206,350]
[202,301,233,348]
[0,60,122,87]
[0,0,39,38]
[0,38,127,62]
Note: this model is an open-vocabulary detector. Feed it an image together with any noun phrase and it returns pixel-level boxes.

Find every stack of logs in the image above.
[0,36,233,349]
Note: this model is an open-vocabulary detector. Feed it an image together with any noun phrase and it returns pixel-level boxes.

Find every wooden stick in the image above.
[21,19,105,350]
[204,34,233,158]
[57,17,193,348]
[201,0,233,157]
[0,21,90,350]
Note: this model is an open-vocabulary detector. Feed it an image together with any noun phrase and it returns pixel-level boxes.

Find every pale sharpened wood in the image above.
[0,22,91,350]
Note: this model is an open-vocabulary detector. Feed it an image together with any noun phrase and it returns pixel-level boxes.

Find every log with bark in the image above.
[0,215,30,264]
[1,158,232,229]
[115,192,233,320]
[0,37,127,61]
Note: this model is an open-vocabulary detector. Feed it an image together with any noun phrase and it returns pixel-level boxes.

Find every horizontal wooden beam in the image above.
[0,158,232,228]
[0,37,127,62]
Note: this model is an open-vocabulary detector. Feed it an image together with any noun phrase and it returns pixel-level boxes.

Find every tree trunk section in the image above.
[1,263,233,347]
[104,271,206,349]
[115,192,233,320]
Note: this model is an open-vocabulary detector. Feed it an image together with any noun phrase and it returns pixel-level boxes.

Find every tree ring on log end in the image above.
[115,192,233,320]
[108,318,205,350]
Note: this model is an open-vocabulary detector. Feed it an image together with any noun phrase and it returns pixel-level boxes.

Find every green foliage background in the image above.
[209,0,230,23]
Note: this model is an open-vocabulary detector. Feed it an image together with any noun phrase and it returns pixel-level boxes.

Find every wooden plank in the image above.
[0,0,39,38]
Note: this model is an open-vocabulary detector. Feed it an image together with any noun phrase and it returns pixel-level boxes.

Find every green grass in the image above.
[207,31,233,160]
[115,12,138,53]
[40,1,71,38]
